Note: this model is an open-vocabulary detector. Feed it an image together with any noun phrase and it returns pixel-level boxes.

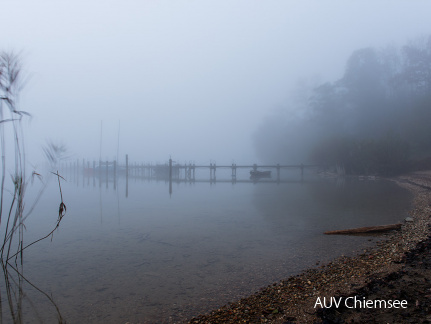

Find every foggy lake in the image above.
[5,169,411,324]
[2,1,431,323]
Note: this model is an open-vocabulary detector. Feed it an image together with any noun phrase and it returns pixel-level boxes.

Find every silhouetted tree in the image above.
[254,35,431,174]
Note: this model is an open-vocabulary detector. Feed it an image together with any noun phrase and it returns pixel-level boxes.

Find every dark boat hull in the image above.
[250,170,271,179]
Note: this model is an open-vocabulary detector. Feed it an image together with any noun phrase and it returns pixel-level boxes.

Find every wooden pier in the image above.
[60,155,320,184]
[58,155,321,197]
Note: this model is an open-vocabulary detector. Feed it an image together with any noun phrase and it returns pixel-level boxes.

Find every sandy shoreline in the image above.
[188,171,431,323]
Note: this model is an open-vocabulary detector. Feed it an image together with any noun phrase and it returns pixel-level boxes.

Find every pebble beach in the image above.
[188,171,431,323]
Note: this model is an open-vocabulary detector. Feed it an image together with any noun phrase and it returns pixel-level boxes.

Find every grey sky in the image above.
[1,1,430,165]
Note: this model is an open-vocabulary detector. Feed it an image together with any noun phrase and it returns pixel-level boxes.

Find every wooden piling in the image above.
[277,164,280,181]
[87,161,90,186]
[193,164,195,180]
[106,160,109,188]
[76,159,79,185]
[125,154,129,197]
[169,158,172,195]
[93,160,96,187]
[232,163,237,183]
[126,154,129,177]
[114,160,117,190]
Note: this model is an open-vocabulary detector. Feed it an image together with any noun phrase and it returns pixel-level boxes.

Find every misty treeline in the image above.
[255,35,431,175]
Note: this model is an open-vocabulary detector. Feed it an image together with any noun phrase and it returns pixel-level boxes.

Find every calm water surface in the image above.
[3,171,412,323]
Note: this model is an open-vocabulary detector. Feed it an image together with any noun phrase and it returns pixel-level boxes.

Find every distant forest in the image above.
[254,35,431,175]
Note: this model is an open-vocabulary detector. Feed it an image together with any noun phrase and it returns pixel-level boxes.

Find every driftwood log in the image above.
[324,223,402,235]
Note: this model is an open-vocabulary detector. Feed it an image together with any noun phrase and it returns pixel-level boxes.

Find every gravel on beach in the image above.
[188,171,431,324]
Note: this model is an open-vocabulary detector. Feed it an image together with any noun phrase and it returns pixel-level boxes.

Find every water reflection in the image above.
[0,260,65,323]
[21,172,411,323]
[0,171,67,324]
[252,178,411,233]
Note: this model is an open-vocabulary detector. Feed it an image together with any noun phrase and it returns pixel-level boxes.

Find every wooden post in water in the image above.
[93,160,96,187]
[192,164,195,180]
[87,161,90,186]
[126,154,129,177]
[73,161,76,183]
[113,160,117,190]
[99,160,102,187]
[76,160,79,186]
[277,164,280,182]
[210,163,216,183]
[187,163,192,181]
[82,158,85,187]
[301,163,304,181]
[125,154,129,198]
[106,160,109,188]
[169,158,172,196]
[78,158,81,186]
[169,158,172,179]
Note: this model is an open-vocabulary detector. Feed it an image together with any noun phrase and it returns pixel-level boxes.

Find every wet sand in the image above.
[188,171,431,323]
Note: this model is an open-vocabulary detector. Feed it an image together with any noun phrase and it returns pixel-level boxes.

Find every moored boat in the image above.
[250,170,271,178]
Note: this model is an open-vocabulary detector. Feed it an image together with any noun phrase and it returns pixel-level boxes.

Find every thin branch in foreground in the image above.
[7,171,66,262]
[4,261,65,323]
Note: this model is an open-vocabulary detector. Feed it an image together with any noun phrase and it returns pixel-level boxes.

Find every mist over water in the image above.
[1,1,430,323]
[12,172,410,323]
[1,1,431,163]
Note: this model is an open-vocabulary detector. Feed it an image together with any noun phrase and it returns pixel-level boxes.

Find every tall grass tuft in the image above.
[0,51,67,323]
